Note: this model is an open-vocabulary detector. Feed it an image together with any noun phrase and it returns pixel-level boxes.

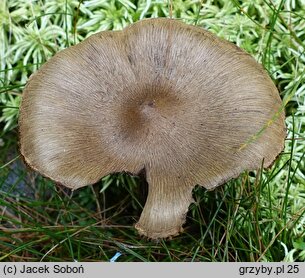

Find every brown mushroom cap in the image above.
[19,18,286,239]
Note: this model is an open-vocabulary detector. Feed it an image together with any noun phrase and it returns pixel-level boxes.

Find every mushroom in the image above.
[19,18,286,239]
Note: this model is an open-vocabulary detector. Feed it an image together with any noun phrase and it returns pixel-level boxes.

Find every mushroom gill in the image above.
[19,18,286,239]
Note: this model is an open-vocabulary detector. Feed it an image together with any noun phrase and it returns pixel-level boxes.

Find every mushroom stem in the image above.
[135,172,193,239]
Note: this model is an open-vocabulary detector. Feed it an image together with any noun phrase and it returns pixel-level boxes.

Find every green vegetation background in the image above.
[0,0,305,262]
